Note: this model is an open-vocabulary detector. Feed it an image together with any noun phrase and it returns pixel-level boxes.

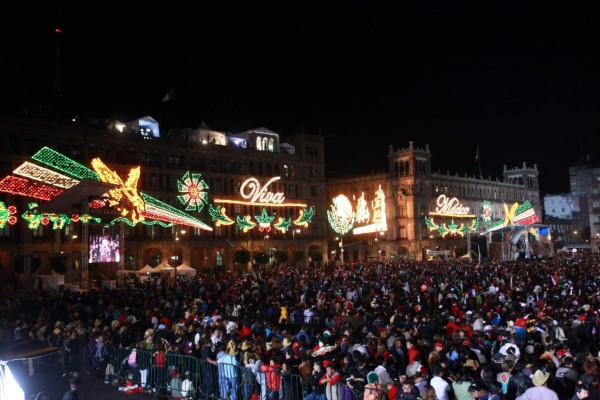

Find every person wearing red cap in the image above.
[428,342,444,373]
[319,360,342,400]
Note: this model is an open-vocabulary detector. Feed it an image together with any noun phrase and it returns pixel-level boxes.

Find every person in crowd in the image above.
[430,366,451,400]
[396,377,420,400]
[62,377,81,400]
[261,356,283,400]
[363,371,383,400]
[516,370,559,400]
[451,368,475,400]
[305,361,327,400]
[571,384,591,400]
[217,340,241,400]
[319,360,342,400]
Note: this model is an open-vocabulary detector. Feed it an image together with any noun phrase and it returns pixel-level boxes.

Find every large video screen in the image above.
[89,233,121,263]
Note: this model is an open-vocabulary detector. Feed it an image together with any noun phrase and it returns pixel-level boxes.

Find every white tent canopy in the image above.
[175,264,197,276]
[136,265,156,274]
[154,261,173,271]
[154,261,175,276]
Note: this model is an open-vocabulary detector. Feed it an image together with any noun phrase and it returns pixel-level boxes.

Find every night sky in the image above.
[3,1,599,195]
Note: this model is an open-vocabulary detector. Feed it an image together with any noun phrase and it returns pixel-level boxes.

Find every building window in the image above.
[216,251,223,267]
[283,165,289,178]
[256,137,263,150]
[310,186,317,197]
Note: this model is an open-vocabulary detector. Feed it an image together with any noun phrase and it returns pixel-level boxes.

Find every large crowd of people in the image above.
[1,251,600,399]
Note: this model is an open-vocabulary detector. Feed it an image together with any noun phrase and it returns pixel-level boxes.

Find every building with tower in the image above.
[326,141,544,261]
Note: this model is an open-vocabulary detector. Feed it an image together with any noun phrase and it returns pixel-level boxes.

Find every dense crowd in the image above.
[1,251,600,400]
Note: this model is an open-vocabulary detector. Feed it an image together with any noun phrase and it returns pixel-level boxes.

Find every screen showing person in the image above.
[89,233,121,263]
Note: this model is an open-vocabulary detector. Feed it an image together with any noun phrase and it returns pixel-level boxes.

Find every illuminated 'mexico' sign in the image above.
[430,195,474,218]
[425,195,477,237]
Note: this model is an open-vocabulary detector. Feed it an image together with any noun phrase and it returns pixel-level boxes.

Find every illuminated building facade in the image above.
[327,141,542,261]
[0,117,328,284]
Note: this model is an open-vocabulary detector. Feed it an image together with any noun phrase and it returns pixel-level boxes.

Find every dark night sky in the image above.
[3,1,599,195]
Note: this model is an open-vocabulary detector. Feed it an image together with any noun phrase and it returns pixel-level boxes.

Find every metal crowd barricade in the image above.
[104,344,314,400]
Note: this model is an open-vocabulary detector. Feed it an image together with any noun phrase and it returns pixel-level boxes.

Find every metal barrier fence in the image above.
[102,345,313,400]
[2,343,381,400]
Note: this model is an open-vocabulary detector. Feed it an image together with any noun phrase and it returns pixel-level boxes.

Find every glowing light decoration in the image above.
[32,146,99,180]
[425,216,478,237]
[241,176,285,204]
[356,193,370,224]
[327,194,355,234]
[236,215,256,232]
[481,200,493,223]
[208,204,235,226]
[13,161,81,189]
[352,185,387,235]
[293,207,314,227]
[177,171,209,212]
[0,202,17,228]
[91,158,146,224]
[255,208,275,232]
[21,203,101,229]
[274,217,292,233]
[0,175,64,200]
[209,175,312,232]
[2,147,214,230]
[213,176,307,208]
[487,200,539,232]
[141,193,213,230]
[430,195,475,218]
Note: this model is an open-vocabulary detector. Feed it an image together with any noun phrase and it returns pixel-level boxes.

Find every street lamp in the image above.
[334,236,345,262]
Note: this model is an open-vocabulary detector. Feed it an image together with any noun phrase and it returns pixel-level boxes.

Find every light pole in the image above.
[292,228,301,265]
[264,234,270,266]
[471,242,481,264]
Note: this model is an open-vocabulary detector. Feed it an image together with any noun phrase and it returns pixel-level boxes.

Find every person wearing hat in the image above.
[428,342,444,372]
[364,372,384,400]
[319,360,342,400]
[62,377,81,400]
[516,369,559,400]
[217,340,241,400]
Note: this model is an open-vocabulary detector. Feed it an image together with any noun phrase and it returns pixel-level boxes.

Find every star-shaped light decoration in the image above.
[255,208,275,232]
[177,171,209,212]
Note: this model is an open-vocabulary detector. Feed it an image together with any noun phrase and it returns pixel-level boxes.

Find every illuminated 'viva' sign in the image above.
[213,176,307,207]
[430,194,474,217]
[240,176,285,204]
